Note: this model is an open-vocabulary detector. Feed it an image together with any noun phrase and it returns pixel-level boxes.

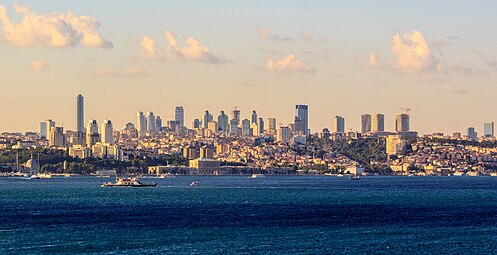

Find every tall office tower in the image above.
[295,104,309,135]
[386,135,406,155]
[277,126,292,143]
[193,119,201,129]
[372,113,385,132]
[137,112,146,132]
[146,112,156,131]
[101,120,114,145]
[40,119,55,139]
[49,127,65,147]
[484,122,495,138]
[395,113,410,132]
[207,121,218,134]
[251,110,258,125]
[229,119,239,136]
[257,117,264,135]
[156,116,162,131]
[268,118,277,133]
[217,111,229,132]
[361,114,372,134]
[202,110,213,129]
[76,94,85,132]
[294,116,304,135]
[241,119,251,136]
[231,107,241,126]
[175,106,184,128]
[86,119,100,147]
[467,127,477,139]
[334,116,345,133]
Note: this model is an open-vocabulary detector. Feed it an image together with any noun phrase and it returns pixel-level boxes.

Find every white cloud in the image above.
[266,54,314,73]
[443,85,467,94]
[0,4,112,48]
[391,30,441,73]
[31,60,46,71]
[138,32,225,64]
[96,67,148,78]
[257,27,290,41]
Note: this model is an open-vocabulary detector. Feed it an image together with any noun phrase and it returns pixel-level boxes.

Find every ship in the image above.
[101,176,157,187]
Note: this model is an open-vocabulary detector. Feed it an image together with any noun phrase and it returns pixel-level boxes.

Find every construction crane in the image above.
[400,108,412,114]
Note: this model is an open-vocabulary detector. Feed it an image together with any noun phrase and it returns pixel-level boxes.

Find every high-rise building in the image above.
[193,119,201,129]
[277,126,292,143]
[40,119,55,139]
[49,127,65,147]
[334,116,345,133]
[295,105,309,135]
[268,118,277,133]
[101,120,114,145]
[395,113,410,132]
[146,112,156,131]
[251,110,258,125]
[231,107,241,126]
[156,116,162,131]
[217,111,229,132]
[175,106,184,128]
[207,121,218,134]
[202,110,213,129]
[467,127,477,139]
[294,116,305,135]
[241,119,251,136]
[257,117,264,135]
[86,120,100,147]
[137,112,146,132]
[372,113,385,132]
[76,94,85,132]
[229,119,239,136]
[361,114,371,134]
[484,122,495,138]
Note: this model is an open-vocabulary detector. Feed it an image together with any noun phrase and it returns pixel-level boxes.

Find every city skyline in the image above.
[1,1,497,134]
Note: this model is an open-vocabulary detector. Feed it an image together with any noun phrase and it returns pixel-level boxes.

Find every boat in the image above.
[39,173,52,179]
[159,173,175,178]
[349,175,361,180]
[190,181,200,186]
[30,175,41,179]
[101,177,157,187]
[250,174,265,178]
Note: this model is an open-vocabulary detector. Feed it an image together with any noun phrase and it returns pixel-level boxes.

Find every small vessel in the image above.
[159,173,175,178]
[349,175,361,180]
[250,174,265,178]
[102,177,157,187]
[190,181,200,187]
[102,172,157,187]
[30,175,41,179]
[39,173,52,179]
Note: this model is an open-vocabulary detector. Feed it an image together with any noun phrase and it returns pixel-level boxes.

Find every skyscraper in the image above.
[49,127,65,147]
[361,114,371,134]
[241,119,251,136]
[257,117,264,135]
[146,112,156,131]
[76,94,85,132]
[268,118,277,133]
[40,119,55,139]
[395,113,410,132]
[137,112,146,132]
[372,113,385,132]
[334,116,345,133]
[484,122,495,138]
[231,107,241,126]
[277,126,292,143]
[217,111,229,132]
[175,106,184,128]
[295,105,309,135]
[251,110,258,125]
[86,120,100,147]
[101,120,114,145]
[193,119,201,129]
[156,116,162,131]
[467,127,477,139]
[202,110,213,129]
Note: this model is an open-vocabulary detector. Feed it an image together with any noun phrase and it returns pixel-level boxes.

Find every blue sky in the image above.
[0,0,497,134]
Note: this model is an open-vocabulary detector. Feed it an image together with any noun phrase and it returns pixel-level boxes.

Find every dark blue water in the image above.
[1,176,497,254]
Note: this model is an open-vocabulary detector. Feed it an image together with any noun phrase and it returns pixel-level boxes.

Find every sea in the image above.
[0,176,497,254]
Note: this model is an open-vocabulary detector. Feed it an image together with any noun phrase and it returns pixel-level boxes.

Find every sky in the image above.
[0,0,497,135]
